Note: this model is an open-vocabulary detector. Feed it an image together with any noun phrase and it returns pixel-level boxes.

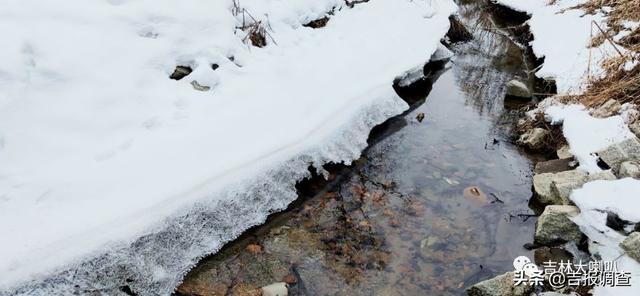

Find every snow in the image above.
[545,104,636,172]
[0,0,457,294]
[572,178,640,222]
[495,0,621,95]
[570,179,640,296]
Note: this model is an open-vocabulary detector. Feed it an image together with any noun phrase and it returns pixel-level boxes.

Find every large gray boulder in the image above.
[533,170,615,206]
[518,128,549,150]
[597,138,640,172]
[533,170,584,206]
[620,232,640,263]
[534,205,583,246]
[466,272,533,296]
[506,80,532,99]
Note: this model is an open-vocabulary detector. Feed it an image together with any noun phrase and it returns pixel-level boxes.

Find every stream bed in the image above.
[177,1,544,295]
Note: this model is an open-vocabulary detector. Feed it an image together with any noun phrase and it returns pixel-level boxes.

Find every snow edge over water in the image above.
[5,87,409,296]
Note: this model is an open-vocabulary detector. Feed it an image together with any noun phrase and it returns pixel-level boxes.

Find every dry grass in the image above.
[232,0,275,48]
[563,0,640,107]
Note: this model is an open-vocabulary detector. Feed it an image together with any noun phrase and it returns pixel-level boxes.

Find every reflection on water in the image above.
[177,2,541,295]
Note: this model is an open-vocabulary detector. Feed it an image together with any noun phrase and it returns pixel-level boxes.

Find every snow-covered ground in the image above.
[495,0,622,95]
[545,104,636,172]
[0,0,456,294]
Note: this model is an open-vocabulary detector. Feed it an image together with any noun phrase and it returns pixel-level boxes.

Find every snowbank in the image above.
[495,0,620,95]
[571,179,640,296]
[545,104,636,172]
[0,0,456,294]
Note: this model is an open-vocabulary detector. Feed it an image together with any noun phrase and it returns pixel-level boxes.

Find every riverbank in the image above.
[467,1,640,295]
[177,1,545,294]
[0,0,458,295]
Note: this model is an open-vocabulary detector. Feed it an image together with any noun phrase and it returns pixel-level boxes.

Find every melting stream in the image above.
[177,1,542,295]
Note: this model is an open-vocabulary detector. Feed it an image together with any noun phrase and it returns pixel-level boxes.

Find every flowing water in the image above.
[177,1,543,295]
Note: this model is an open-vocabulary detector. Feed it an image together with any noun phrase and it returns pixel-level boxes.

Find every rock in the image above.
[191,80,211,91]
[534,158,577,174]
[233,283,262,296]
[533,170,591,206]
[619,160,640,178]
[551,170,616,204]
[463,186,489,204]
[169,65,192,80]
[620,232,640,263]
[282,274,297,285]
[591,99,622,118]
[534,205,583,246]
[447,15,473,43]
[246,243,263,254]
[548,171,587,205]
[261,282,287,296]
[534,247,573,265]
[518,128,549,150]
[556,145,573,159]
[533,173,560,205]
[597,138,640,172]
[416,112,425,123]
[534,170,616,206]
[606,212,632,232]
[466,272,533,296]
[505,80,532,99]
[630,122,640,138]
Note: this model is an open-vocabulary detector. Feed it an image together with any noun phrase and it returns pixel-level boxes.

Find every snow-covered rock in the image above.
[533,170,614,206]
[597,138,640,173]
[551,170,616,204]
[546,104,636,172]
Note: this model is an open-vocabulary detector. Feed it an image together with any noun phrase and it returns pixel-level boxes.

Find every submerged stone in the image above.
[505,80,532,99]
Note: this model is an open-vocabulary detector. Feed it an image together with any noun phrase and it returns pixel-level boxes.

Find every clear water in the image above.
[178,2,542,295]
